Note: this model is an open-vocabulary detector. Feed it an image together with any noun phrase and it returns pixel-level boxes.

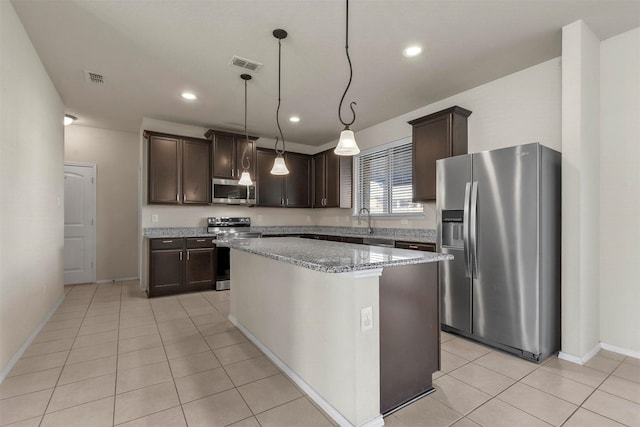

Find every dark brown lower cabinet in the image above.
[380,262,439,414]
[185,248,215,286]
[148,238,216,297]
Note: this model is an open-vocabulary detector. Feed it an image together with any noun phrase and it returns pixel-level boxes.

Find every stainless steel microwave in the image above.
[212,178,256,205]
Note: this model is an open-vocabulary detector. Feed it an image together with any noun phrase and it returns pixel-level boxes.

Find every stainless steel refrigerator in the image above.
[436,142,561,362]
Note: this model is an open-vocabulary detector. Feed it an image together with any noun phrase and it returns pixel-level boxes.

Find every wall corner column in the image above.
[560,20,601,362]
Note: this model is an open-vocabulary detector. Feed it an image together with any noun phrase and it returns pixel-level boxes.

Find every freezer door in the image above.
[471,144,540,354]
[436,155,472,333]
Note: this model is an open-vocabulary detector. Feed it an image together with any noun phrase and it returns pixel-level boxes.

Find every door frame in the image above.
[64,161,97,284]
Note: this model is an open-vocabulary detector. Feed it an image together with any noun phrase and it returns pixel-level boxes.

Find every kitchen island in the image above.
[224,237,452,427]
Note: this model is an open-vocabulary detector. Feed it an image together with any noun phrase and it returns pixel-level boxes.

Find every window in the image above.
[354,137,423,216]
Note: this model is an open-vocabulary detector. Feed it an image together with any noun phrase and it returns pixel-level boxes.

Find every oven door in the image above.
[212,179,256,205]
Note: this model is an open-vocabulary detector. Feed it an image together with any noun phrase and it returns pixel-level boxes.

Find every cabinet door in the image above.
[148,136,180,204]
[149,250,183,296]
[312,153,326,207]
[235,139,256,180]
[412,115,450,201]
[185,248,215,289]
[410,106,471,202]
[182,139,211,204]
[212,133,236,179]
[285,152,311,208]
[324,151,341,207]
[256,149,284,207]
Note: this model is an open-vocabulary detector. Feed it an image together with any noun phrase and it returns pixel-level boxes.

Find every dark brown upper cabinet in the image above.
[284,152,312,208]
[205,129,258,181]
[256,148,283,207]
[255,148,311,208]
[147,131,211,205]
[408,106,471,201]
[312,149,352,208]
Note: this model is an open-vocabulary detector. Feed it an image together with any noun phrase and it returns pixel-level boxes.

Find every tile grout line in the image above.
[112,281,123,427]
[38,284,98,427]
[150,294,190,427]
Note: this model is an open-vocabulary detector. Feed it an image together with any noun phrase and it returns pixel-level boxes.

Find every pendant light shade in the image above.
[238,170,253,185]
[270,154,290,175]
[270,29,290,175]
[334,127,360,156]
[335,0,360,156]
[238,73,253,186]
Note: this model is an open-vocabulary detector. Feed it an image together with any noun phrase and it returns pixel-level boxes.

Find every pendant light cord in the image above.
[241,78,250,170]
[275,37,286,155]
[338,0,356,127]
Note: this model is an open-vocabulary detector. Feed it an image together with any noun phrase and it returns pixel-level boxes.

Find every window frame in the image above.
[352,137,424,218]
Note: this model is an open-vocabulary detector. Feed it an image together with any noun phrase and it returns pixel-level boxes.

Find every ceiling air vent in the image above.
[84,70,104,85]
[229,56,263,71]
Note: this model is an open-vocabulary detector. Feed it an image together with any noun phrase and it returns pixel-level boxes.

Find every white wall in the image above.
[0,1,65,378]
[327,57,561,229]
[64,125,139,281]
[599,27,640,354]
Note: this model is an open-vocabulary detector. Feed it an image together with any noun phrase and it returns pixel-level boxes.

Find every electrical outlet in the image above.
[361,306,373,332]
[151,214,159,223]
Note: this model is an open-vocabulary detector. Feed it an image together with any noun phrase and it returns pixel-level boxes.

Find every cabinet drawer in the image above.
[395,241,436,252]
[186,237,217,248]
[150,238,185,250]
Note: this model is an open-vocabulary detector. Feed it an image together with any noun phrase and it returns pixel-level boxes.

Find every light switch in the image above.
[151,214,158,223]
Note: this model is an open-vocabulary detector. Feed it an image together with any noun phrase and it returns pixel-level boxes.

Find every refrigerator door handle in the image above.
[470,181,479,278]
[463,182,472,278]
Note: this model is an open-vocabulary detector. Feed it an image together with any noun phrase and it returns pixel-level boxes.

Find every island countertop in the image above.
[221,237,452,273]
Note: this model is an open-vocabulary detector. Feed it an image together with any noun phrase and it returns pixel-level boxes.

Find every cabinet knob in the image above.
[162,240,173,243]
[179,252,183,261]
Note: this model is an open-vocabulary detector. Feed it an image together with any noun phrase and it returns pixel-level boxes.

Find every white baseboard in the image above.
[559,342,602,365]
[601,342,640,360]
[96,276,138,284]
[228,314,384,427]
[559,341,640,365]
[0,294,65,383]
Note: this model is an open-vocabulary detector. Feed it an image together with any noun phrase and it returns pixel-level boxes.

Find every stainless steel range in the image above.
[207,217,261,290]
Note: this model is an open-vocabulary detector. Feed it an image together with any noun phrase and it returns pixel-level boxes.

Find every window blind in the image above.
[355,139,423,216]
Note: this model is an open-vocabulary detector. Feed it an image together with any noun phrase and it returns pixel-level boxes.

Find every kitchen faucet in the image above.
[357,207,373,235]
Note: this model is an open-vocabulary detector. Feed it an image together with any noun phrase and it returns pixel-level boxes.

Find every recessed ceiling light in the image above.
[289,116,300,123]
[402,46,422,58]
[63,114,77,126]
[181,92,197,100]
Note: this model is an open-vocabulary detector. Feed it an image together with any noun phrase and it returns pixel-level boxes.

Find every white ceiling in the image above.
[12,0,640,146]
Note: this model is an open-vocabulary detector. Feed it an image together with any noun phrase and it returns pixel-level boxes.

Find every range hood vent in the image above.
[84,70,104,85]
[229,56,262,71]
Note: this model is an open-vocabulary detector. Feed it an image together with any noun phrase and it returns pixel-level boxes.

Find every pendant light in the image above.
[238,74,254,186]
[270,29,290,175]
[334,0,360,156]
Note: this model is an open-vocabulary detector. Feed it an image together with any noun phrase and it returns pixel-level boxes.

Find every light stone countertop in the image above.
[144,225,436,243]
[219,237,452,273]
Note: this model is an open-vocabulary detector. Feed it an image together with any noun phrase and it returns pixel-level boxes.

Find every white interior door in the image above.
[64,163,96,285]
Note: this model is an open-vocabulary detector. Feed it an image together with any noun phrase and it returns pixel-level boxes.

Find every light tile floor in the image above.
[0,281,638,427]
